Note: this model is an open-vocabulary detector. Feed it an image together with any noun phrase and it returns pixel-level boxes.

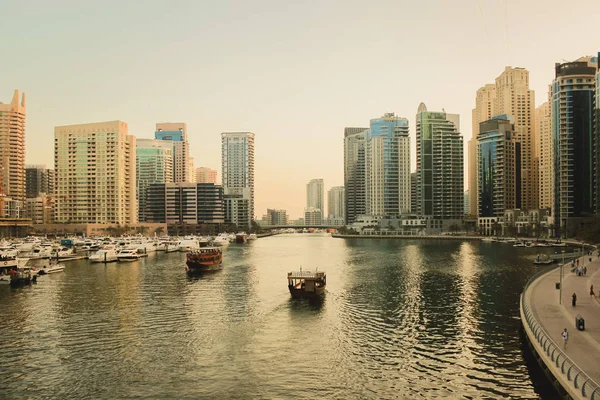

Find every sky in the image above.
[1,0,598,219]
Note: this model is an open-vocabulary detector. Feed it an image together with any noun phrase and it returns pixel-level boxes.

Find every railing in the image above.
[521,264,600,399]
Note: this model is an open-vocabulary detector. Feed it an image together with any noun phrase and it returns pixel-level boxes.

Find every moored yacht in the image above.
[117,248,142,262]
[89,245,119,263]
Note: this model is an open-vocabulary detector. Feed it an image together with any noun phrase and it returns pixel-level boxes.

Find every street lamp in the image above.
[560,249,565,304]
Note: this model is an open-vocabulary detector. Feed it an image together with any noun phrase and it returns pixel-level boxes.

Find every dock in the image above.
[521,249,600,399]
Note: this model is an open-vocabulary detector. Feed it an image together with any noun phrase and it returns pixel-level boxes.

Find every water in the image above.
[0,234,561,399]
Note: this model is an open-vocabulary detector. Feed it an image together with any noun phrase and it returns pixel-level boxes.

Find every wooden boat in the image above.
[185,247,223,272]
[287,270,326,298]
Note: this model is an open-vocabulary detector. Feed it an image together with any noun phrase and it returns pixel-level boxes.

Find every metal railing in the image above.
[521,264,600,399]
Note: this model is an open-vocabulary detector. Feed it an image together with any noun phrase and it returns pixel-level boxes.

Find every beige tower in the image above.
[54,121,137,224]
[469,84,496,216]
[536,99,552,210]
[155,122,192,183]
[493,67,536,211]
[195,167,217,184]
[0,90,27,209]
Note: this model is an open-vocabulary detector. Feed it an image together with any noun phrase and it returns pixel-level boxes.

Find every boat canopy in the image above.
[287,271,326,280]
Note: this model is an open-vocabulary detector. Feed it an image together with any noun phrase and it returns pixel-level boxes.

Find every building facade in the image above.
[196,167,217,184]
[477,116,520,218]
[145,183,224,224]
[410,172,418,214]
[343,127,368,224]
[136,139,173,222]
[266,208,288,226]
[469,84,496,216]
[221,132,255,229]
[306,179,324,216]
[365,113,410,217]
[327,186,345,219]
[26,165,55,198]
[536,100,553,210]
[54,121,137,224]
[26,194,54,224]
[0,90,26,212]
[415,103,463,219]
[304,207,322,226]
[552,56,598,235]
[155,123,191,183]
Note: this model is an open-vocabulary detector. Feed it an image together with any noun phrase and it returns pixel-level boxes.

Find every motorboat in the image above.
[235,232,247,244]
[159,241,180,253]
[117,248,143,262]
[178,238,201,252]
[213,234,231,247]
[52,247,75,259]
[247,233,258,241]
[89,246,119,263]
[287,269,326,298]
[38,261,66,275]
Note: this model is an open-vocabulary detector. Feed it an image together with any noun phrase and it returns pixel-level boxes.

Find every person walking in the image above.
[562,328,569,349]
[591,285,595,299]
[572,292,577,307]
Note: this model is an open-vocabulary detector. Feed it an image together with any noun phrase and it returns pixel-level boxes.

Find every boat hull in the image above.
[288,286,326,298]
[186,248,223,272]
[185,260,223,272]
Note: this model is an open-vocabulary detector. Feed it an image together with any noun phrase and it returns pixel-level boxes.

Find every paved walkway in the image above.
[528,250,600,382]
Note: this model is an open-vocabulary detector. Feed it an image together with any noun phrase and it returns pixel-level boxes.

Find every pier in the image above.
[521,249,600,399]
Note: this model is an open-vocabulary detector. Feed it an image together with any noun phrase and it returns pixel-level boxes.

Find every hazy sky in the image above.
[1,0,598,219]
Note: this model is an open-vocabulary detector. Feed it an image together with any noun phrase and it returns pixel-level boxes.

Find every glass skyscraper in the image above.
[136,139,173,222]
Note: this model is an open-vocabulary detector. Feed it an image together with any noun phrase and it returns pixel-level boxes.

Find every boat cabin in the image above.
[287,270,326,297]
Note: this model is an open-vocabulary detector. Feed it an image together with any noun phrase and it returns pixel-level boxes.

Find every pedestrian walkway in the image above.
[527,250,600,383]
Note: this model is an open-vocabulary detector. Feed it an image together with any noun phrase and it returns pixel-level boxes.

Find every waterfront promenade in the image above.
[525,250,600,397]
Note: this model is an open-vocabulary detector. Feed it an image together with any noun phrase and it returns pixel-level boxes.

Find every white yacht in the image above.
[52,247,75,259]
[213,234,231,247]
[117,248,142,262]
[247,233,258,241]
[38,261,65,275]
[23,246,53,260]
[178,238,200,252]
[89,245,119,263]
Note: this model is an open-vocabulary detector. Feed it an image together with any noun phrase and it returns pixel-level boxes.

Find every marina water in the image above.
[0,234,559,398]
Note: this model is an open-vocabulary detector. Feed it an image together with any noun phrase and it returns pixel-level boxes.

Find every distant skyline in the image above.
[1,0,598,218]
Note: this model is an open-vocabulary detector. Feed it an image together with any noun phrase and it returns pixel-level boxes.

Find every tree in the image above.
[155,226,165,237]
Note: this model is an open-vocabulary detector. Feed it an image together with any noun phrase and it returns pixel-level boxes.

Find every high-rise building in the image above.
[0,90,26,211]
[54,121,137,224]
[595,63,600,213]
[343,127,368,224]
[196,167,217,184]
[365,113,410,217]
[306,179,324,215]
[266,209,288,226]
[155,123,191,183]
[469,85,496,217]
[477,116,520,217]
[415,103,463,219]
[221,132,255,229]
[327,186,344,219]
[536,100,552,210]
[464,191,469,216]
[410,172,418,214]
[26,165,55,198]
[493,67,536,211]
[304,207,322,226]
[145,183,224,224]
[26,194,54,224]
[552,56,598,234]
[136,139,173,222]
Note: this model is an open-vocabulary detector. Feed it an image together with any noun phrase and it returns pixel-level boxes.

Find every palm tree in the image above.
[155,226,165,237]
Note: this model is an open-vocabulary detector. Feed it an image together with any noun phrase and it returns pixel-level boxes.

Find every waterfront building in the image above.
[493,67,536,211]
[469,84,496,216]
[54,121,137,224]
[306,179,324,218]
[327,186,344,220]
[536,100,552,210]
[464,191,469,216]
[266,208,288,226]
[477,116,521,218]
[304,207,322,226]
[410,172,418,214]
[596,65,600,213]
[145,183,224,224]
[196,167,217,184]
[343,127,368,224]
[136,139,173,222]
[26,165,54,198]
[365,113,410,217]
[0,90,26,209]
[155,123,192,183]
[415,103,463,219]
[26,194,54,224]
[552,56,598,235]
[221,132,255,230]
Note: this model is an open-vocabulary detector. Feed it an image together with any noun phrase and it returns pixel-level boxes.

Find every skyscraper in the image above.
[365,113,410,217]
[415,103,463,219]
[136,139,173,222]
[221,132,255,229]
[595,63,600,213]
[493,67,536,211]
[477,116,520,217]
[343,127,368,224]
[54,121,137,224]
[26,165,55,198]
[196,167,217,184]
[155,123,191,183]
[0,90,26,211]
[536,100,552,210]
[469,85,496,217]
[552,56,598,235]
[327,186,344,219]
[306,179,324,213]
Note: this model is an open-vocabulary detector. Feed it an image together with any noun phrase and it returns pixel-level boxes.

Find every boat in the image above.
[8,266,38,287]
[117,248,143,262]
[287,269,326,298]
[247,233,258,241]
[0,263,17,285]
[38,261,66,275]
[213,234,231,247]
[159,241,180,253]
[235,232,247,244]
[89,245,119,263]
[185,247,223,272]
[52,247,75,259]
[513,242,526,248]
[533,254,555,265]
[178,238,201,252]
